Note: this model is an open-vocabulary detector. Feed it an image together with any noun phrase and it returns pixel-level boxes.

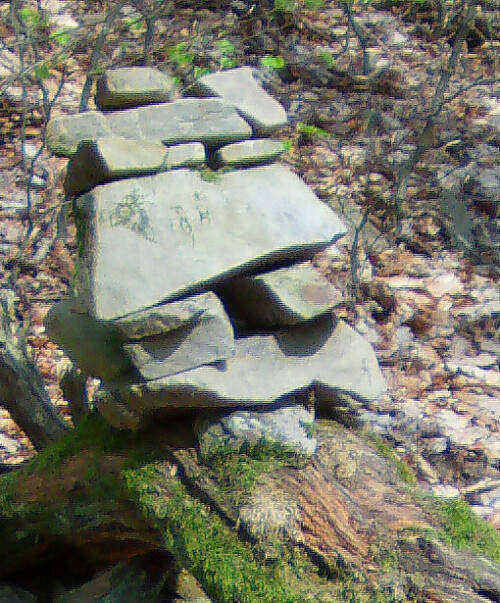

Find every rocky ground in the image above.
[0,0,499,527]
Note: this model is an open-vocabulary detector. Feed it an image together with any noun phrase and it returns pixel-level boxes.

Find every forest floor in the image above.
[0,0,499,521]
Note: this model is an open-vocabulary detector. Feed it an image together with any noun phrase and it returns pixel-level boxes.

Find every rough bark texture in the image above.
[1,413,500,602]
[0,290,68,450]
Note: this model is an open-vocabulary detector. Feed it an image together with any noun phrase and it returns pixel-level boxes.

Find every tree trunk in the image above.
[0,290,68,450]
[1,412,500,602]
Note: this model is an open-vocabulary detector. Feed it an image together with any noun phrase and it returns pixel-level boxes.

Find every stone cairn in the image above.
[45,66,386,460]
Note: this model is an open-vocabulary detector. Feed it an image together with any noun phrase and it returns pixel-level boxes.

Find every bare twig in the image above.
[392,1,477,233]
[79,1,126,112]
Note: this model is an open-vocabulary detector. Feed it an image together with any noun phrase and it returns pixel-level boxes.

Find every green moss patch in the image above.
[437,498,500,563]
[124,463,307,603]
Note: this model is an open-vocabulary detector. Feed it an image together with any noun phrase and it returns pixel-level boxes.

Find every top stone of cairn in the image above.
[95,66,178,110]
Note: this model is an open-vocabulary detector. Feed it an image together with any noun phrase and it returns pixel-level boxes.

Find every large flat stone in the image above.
[76,165,346,320]
[95,67,177,110]
[65,138,205,197]
[47,99,251,156]
[111,318,386,416]
[192,67,288,135]
[216,261,343,328]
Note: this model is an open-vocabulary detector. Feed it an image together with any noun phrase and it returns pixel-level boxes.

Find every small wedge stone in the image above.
[95,66,177,110]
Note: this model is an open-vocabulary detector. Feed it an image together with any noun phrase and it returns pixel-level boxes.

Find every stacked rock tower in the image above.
[45,66,386,456]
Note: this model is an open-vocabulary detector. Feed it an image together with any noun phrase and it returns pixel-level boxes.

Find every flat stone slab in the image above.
[196,405,317,461]
[214,139,285,167]
[46,111,111,156]
[65,138,205,197]
[120,294,235,381]
[217,261,343,328]
[45,293,234,382]
[46,99,252,156]
[76,165,346,320]
[95,66,177,110]
[111,318,386,418]
[192,67,288,135]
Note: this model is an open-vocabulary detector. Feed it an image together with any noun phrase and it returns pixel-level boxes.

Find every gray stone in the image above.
[45,293,234,382]
[65,137,205,197]
[196,404,317,461]
[75,165,346,320]
[95,66,177,110]
[192,67,288,135]
[0,587,36,603]
[216,261,343,328]
[120,294,235,380]
[106,98,251,147]
[110,317,386,424]
[44,300,132,382]
[214,139,285,167]
[46,111,112,156]
[47,99,251,156]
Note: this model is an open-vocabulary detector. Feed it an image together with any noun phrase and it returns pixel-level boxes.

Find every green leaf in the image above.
[304,0,325,8]
[220,57,238,69]
[50,29,71,47]
[35,63,50,81]
[274,0,296,12]
[259,55,286,70]
[297,122,330,139]
[194,67,212,79]
[217,39,236,55]
[18,7,39,27]
[318,50,334,67]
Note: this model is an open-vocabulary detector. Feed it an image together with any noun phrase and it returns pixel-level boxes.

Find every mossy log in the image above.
[1,412,500,602]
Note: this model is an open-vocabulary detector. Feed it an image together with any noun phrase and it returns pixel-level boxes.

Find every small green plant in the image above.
[49,28,71,47]
[318,50,335,67]
[217,39,238,69]
[274,0,324,11]
[194,66,212,79]
[165,42,195,67]
[437,498,500,563]
[259,55,286,70]
[123,14,146,35]
[296,122,331,140]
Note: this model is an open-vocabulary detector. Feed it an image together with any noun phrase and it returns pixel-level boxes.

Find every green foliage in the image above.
[217,39,238,69]
[259,55,286,70]
[296,122,332,140]
[50,29,71,47]
[194,66,212,78]
[318,50,335,67]
[165,42,195,67]
[274,0,324,11]
[123,14,146,34]
[35,62,50,81]
[437,498,500,563]
[17,7,40,28]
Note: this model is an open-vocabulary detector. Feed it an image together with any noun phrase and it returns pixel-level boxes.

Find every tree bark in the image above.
[1,412,499,602]
[0,290,69,450]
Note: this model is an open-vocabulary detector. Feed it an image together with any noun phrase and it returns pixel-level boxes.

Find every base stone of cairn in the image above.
[45,66,387,460]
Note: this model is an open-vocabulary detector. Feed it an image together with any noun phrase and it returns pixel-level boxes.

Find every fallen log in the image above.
[1,412,500,602]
